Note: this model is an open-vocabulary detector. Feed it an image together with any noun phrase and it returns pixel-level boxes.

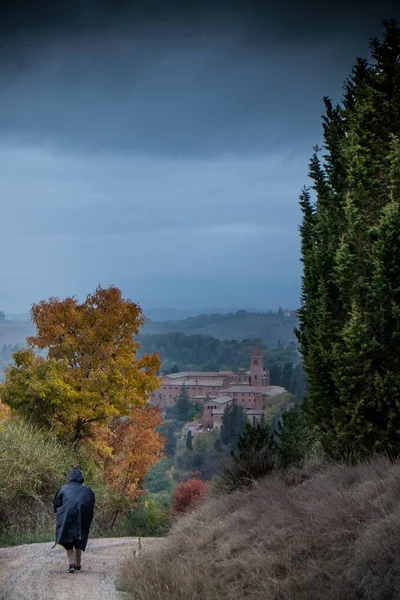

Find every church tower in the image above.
[250,345,263,387]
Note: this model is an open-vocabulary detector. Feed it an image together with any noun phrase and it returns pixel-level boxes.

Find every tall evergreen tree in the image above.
[220,404,248,450]
[269,364,282,386]
[281,362,293,391]
[175,386,191,422]
[165,424,177,458]
[297,21,400,455]
[185,429,193,451]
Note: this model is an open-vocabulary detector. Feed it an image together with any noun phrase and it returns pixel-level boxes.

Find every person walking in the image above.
[53,468,96,573]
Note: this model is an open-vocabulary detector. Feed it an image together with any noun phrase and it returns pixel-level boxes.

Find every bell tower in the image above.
[250,345,263,387]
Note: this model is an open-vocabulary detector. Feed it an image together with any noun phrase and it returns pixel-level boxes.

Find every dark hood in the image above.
[66,468,84,484]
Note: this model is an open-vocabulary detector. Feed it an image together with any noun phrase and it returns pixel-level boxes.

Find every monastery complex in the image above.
[151,345,286,430]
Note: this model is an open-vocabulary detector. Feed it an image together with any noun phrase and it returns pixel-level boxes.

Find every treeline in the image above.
[142,309,297,346]
[137,332,299,373]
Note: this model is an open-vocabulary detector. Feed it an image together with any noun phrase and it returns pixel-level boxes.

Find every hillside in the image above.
[137,333,300,373]
[0,311,297,348]
[142,310,298,346]
[118,456,400,600]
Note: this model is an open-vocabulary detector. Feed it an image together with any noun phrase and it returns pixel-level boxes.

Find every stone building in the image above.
[150,346,286,429]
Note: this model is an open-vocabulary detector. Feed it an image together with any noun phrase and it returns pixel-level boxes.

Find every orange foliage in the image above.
[171,478,210,515]
[98,405,165,501]
[0,400,10,421]
[24,286,160,444]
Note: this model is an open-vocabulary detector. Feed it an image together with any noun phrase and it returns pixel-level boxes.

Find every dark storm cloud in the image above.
[1,0,399,41]
[0,1,398,157]
[0,1,399,313]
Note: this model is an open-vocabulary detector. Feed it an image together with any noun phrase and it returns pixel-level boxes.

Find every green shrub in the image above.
[122,496,170,536]
[145,459,174,495]
[151,490,173,508]
[213,422,275,493]
[274,403,320,469]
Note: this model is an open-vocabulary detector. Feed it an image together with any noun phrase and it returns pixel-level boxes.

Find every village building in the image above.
[150,345,286,429]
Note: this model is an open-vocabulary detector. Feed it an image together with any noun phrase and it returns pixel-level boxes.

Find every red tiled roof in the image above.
[223,385,286,395]
[163,371,234,380]
[160,379,225,387]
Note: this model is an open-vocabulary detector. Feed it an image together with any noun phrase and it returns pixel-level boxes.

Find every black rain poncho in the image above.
[53,468,95,551]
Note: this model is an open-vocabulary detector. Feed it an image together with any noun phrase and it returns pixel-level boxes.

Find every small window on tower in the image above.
[254,360,258,365]
[255,375,257,380]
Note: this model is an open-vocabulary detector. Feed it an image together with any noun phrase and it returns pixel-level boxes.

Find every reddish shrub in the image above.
[171,478,210,515]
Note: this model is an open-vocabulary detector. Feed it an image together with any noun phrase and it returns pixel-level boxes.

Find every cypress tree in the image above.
[165,424,177,458]
[220,404,248,450]
[175,385,191,422]
[186,429,193,451]
[297,21,400,455]
[281,362,293,391]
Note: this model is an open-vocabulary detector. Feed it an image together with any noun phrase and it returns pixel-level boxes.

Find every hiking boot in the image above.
[67,564,75,573]
[74,565,81,571]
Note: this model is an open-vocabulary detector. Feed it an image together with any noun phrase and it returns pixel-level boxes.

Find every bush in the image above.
[216,454,274,494]
[151,490,173,508]
[145,459,174,495]
[214,422,275,493]
[170,478,210,515]
[122,496,170,536]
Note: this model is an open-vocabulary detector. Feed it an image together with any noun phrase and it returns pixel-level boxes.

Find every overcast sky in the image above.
[0,1,398,314]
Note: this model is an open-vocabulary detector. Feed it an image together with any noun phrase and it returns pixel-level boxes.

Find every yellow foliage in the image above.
[2,286,160,446]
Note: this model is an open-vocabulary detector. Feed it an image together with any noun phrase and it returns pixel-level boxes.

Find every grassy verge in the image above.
[0,530,54,548]
[117,455,400,600]
[0,417,119,545]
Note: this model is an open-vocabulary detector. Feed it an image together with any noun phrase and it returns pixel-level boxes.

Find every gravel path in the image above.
[0,537,163,600]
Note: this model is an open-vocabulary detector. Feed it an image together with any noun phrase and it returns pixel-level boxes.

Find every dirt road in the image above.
[0,537,162,600]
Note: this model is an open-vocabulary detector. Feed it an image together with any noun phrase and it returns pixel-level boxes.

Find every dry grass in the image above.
[117,456,400,599]
[0,418,119,544]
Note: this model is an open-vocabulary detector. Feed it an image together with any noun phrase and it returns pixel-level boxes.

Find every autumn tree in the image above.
[1,349,77,433]
[97,405,165,526]
[2,286,160,446]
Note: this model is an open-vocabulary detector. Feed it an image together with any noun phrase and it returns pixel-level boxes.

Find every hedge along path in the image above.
[0,537,164,600]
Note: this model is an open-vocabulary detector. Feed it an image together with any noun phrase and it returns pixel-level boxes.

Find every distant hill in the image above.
[5,312,31,321]
[0,320,35,380]
[144,306,265,321]
[141,310,298,346]
[0,319,35,346]
[137,332,300,372]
